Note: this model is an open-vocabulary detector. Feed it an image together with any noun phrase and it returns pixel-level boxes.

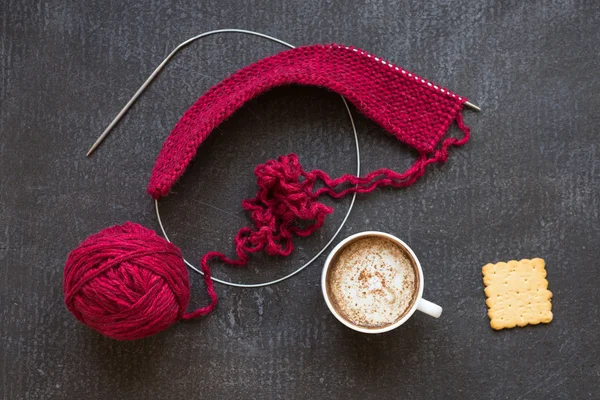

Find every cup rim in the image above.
[321,231,425,334]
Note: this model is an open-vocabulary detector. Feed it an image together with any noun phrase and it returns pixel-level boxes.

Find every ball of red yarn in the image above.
[64,222,190,340]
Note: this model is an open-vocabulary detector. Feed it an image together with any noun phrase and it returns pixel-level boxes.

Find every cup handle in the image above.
[417,298,442,318]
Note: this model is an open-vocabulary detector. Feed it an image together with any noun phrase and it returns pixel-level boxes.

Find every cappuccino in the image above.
[327,236,418,328]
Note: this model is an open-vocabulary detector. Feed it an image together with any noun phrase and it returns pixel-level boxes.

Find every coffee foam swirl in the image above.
[328,237,416,328]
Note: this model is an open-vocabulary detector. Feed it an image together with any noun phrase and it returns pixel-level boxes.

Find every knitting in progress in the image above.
[149,44,468,198]
[65,42,472,339]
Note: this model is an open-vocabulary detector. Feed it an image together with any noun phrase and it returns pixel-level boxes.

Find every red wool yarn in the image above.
[63,222,216,340]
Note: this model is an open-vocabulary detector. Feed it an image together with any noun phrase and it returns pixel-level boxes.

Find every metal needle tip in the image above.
[464,101,481,112]
[86,140,102,157]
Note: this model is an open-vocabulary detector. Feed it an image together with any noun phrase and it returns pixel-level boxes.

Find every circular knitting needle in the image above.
[86,29,480,156]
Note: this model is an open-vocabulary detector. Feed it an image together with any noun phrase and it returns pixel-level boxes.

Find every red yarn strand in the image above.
[182,254,218,319]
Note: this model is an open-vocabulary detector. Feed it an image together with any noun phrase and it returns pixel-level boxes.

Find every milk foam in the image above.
[328,237,417,328]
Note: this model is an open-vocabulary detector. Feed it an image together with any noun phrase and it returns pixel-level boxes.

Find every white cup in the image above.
[321,231,442,333]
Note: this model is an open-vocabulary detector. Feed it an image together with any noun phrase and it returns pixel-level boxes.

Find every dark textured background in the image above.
[1,1,599,399]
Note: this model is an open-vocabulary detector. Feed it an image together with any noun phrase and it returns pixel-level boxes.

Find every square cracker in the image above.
[482,258,552,330]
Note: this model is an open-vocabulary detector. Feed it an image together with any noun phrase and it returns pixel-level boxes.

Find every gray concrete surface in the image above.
[1,1,598,399]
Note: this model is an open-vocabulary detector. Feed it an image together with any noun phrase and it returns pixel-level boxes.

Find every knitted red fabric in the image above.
[64,222,217,340]
[148,44,468,199]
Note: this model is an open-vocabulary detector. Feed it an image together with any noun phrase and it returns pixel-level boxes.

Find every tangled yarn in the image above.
[64,222,216,340]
